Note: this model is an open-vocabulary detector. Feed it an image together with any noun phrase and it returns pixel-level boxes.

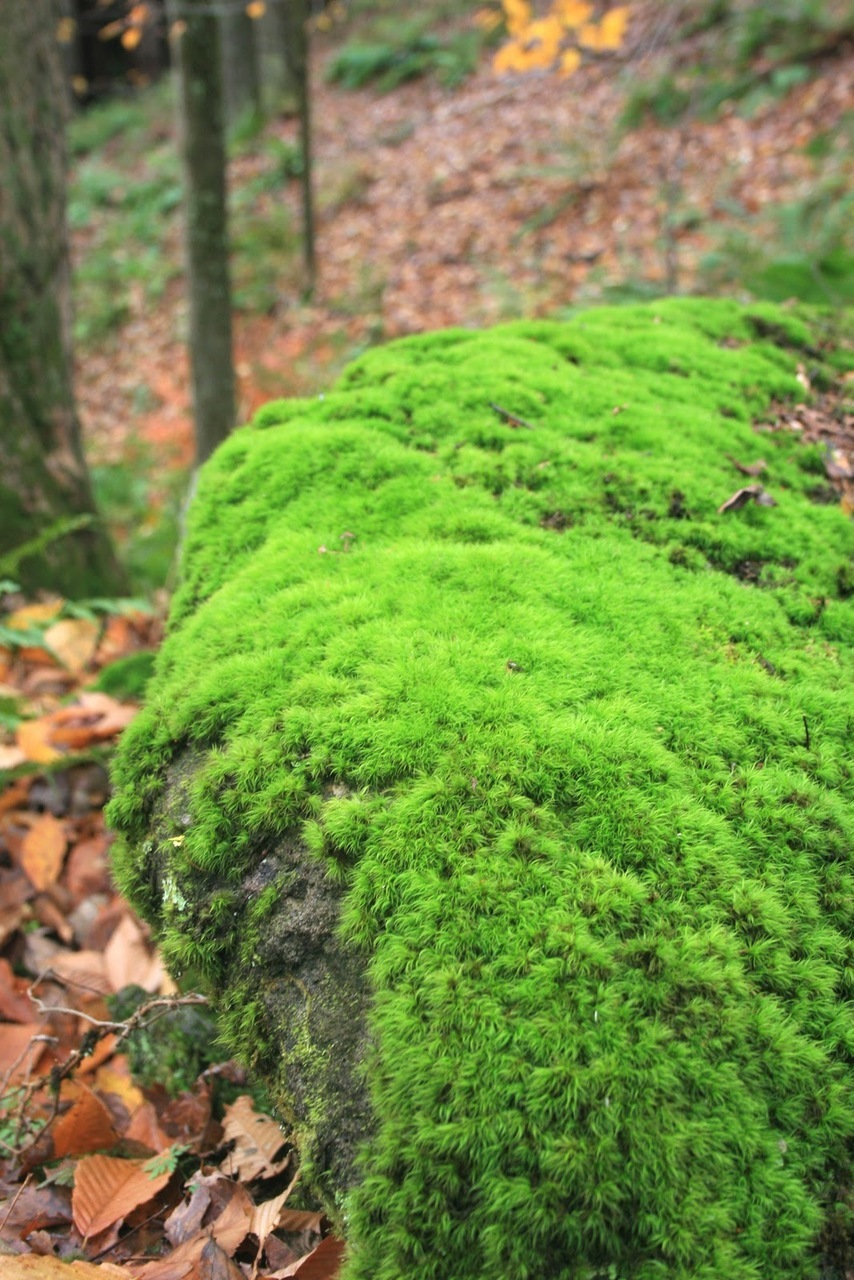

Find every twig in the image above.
[803,715,811,751]
[5,990,208,1161]
[489,403,536,430]
[0,1172,31,1232]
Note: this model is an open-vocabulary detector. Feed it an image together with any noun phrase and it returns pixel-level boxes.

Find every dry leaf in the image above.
[163,1181,212,1246]
[277,1235,346,1278]
[104,913,162,993]
[72,1154,172,1240]
[0,956,38,1022]
[20,813,67,891]
[725,453,767,477]
[197,1237,244,1280]
[5,602,63,631]
[0,743,26,769]
[0,1022,47,1083]
[251,1172,300,1251]
[16,718,62,765]
[126,1100,172,1155]
[0,1258,133,1279]
[53,1084,118,1158]
[42,618,100,676]
[717,484,778,514]
[50,948,111,996]
[93,1060,146,1115]
[221,1096,289,1180]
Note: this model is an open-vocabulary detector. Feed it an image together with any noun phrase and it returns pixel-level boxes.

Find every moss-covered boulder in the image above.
[109,298,854,1280]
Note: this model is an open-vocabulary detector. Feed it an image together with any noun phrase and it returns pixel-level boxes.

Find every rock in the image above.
[109,299,854,1279]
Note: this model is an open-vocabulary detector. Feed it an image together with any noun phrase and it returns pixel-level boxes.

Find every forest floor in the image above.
[1,4,854,1277]
[72,1,854,585]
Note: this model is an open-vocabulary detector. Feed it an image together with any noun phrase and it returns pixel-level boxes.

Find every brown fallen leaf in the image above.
[274,1234,346,1279]
[725,453,767,477]
[0,1022,47,1084]
[0,957,39,1022]
[72,1154,172,1240]
[221,1096,289,1181]
[718,484,778,514]
[824,447,854,480]
[251,1172,301,1254]
[0,1258,132,1279]
[20,813,67,892]
[52,1084,118,1159]
[197,1236,244,1280]
[0,743,26,770]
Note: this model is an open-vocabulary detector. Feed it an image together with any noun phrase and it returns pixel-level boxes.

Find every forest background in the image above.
[0,1,853,1276]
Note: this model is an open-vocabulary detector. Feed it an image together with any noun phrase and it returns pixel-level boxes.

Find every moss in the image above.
[92,650,157,702]
[109,299,854,1279]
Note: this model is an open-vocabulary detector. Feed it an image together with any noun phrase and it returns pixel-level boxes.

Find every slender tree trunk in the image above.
[283,0,316,295]
[220,8,263,127]
[168,0,236,466]
[0,0,126,595]
[257,3,297,114]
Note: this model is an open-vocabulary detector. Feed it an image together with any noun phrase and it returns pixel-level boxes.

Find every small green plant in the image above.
[326,28,483,92]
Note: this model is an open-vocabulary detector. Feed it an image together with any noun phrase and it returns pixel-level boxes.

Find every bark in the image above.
[220,8,263,127]
[0,0,125,595]
[256,3,298,113]
[168,0,236,465]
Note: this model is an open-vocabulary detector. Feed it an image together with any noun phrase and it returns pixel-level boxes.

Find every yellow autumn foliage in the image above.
[493,0,629,75]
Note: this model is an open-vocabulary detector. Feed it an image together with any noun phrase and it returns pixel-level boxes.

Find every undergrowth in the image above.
[110,299,854,1279]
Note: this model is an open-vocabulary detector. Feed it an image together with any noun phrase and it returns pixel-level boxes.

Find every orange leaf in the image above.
[20,813,67,890]
[0,1022,47,1083]
[280,1234,346,1278]
[246,0,266,16]
[122,26,143,49]
[72,1154,171,1240]
[104,912,162,993]
[16,717,62,764]
[126,1100,172,1154]
[53,1085,118,1158]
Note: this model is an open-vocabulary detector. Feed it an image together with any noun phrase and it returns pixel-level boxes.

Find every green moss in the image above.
[109,299,854,1279]
[92,650,157,702]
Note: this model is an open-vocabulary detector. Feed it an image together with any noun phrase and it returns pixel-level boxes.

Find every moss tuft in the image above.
[109,299,854,1279]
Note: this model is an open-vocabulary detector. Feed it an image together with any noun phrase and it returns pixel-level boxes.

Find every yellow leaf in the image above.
[493,40,529,72]
[524,15,563,58]
[5,601,62,630]
[598,5,630,48]
[72,75,89,96]
[56,16,77,43]
[554,0,592,27]
[502,0,532,37]
[122,26,142,50]
[246,0,266,16]
[43,617,99,676]
[559,46,582,75]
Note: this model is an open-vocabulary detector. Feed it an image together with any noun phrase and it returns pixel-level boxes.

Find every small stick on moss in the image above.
[490,403,536,430]
[802,715,811,751]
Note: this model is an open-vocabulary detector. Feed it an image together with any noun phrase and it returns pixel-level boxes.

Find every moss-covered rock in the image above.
[108,298,854,1280]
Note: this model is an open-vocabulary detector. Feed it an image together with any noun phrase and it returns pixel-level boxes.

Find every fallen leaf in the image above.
[126,1100,172,1155]
[725,453,767,477]
[15,718,62,765]
[0,1022,47,1083]
[221,1096,289,1180]
[49,948,111,996]
[72,1154,172,1240]
[277,1235,346,1278]
[163,1181,212,1246]
[42,618,100,676]
[251,1172,300,1251]
[717,484,778,514]
[0,743,26,769]
[103,913,162,993]
[93,1060,146,1115]
[0,957,39,1022]
[5,602,64,631]
[53,1084,118,1158]
[824,447,854,480]
[197,1237,244,1280]
[20,814,67,891]
[0,1258,132,1279]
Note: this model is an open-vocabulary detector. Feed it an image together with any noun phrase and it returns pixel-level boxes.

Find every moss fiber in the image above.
[109,298,854,1279]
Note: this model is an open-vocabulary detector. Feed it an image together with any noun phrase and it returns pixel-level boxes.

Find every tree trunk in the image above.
[0,0,126,596]
[256,3,297,114]
[168,0,236,466]
[282,0,316,295]
[220,8,262,127]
